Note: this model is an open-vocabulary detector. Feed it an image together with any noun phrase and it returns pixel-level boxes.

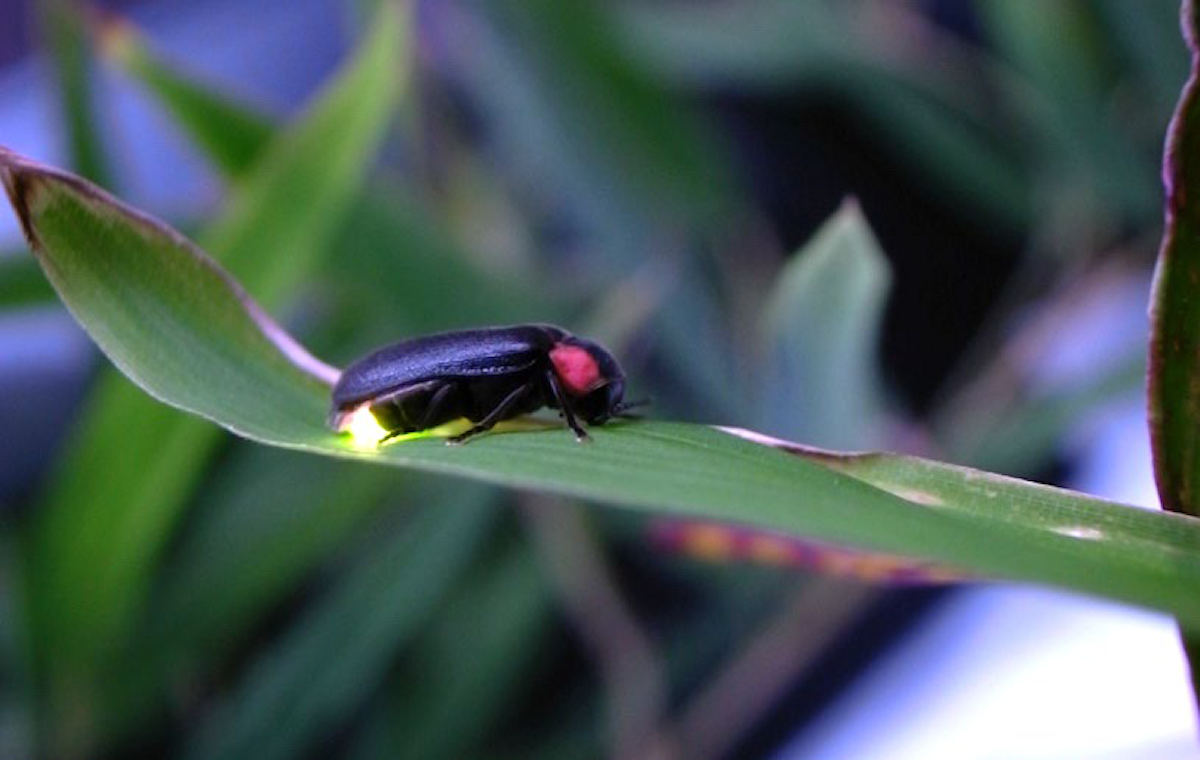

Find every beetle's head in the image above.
[549,337,626,423]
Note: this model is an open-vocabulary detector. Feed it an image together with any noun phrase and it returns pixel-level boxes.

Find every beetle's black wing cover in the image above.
[331,325,558,408]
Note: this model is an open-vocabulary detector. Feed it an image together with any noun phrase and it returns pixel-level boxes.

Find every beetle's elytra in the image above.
[329,324,631,445]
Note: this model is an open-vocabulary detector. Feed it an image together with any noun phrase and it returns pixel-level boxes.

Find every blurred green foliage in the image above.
[0,0,1188,758]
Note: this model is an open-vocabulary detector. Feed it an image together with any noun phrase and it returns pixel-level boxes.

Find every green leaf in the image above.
[16,0,405,694]
[0,255,55,309]
[978,0,1159,224]
[351,542,550,760]
[615,0,1032,232]
[37,0,111,186]
[324,192,554,340]
[761,201,891,449]
[441,0,733,247]
[184,489,494,760]
[1095,0,1190,115]
[482,0,732,228]
[6,150,1200,635]
[95,14,274,181]
[949,350,1144,476]
[147,448,394,660]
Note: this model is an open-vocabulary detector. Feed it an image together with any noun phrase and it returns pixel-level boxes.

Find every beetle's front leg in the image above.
[544,370,589,442]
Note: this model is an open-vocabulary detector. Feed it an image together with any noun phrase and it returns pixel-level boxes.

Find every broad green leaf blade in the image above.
[184,491,494,760]
[14,0,405,691]
[96,14,274,181]
[1,158,332,424]
[6,151,1200,632]
[1149,0,1200,703]
[761,201,891,449]
[1151,0,1200,520]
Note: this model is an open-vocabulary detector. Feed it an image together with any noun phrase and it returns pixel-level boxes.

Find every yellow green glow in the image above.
[338,407,563,449]
[340,407,472,449]
[344,406,389,449]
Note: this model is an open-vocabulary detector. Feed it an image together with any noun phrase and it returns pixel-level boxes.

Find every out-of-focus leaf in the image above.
[1095,0,1189,115]
[351,542,550,760]
[95,13,274,181]
[649,519,965,584]
[324,192,551,344]
[147,448,393,659]
[184,489,494,760]
[86,450,398,746]
[614,0,846,87]
[482,0,732,228]
[616,0,1032,232]
[432,0,747,424]
[94,9,550,336]
[7,152,1200,630]
[978,0,1110,108]
[431,0,733,246]
[1148,0,1200,699]
[978,0,1158,223]
[0,255,55,308]
[37,0,111,185]
[16,0,404,694]
[761,201,890,449]
[0,533,32,759]
[952,351,1144,476]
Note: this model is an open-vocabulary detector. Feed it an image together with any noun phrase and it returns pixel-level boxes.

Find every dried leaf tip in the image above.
[0,147,40,249]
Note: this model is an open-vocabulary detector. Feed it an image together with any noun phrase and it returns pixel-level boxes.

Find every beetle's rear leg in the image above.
[545,370,589,442]
[378,427,404,445]
[447,382,533,445]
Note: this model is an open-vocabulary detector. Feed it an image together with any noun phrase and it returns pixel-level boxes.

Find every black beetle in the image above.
[329,324,631,445]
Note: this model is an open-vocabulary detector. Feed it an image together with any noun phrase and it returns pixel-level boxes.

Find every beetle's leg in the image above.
[544,370,590,442]
[378,427,405,445]
[447,382,533,445]
[419,382,456,430]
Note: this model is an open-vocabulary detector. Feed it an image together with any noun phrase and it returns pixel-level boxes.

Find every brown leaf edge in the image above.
[1150,0,1200,516]
[1138,0,1200,717]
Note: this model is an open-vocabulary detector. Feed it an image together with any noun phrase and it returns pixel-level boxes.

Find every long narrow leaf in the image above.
[5,150,1200,631]
[95,14,274,181]
[37,0,111,185]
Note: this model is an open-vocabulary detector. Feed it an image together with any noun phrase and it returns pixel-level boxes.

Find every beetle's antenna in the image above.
[613,398,650,418]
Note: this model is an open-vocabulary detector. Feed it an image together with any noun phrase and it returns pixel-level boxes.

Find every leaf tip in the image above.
[0,146,43,250]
